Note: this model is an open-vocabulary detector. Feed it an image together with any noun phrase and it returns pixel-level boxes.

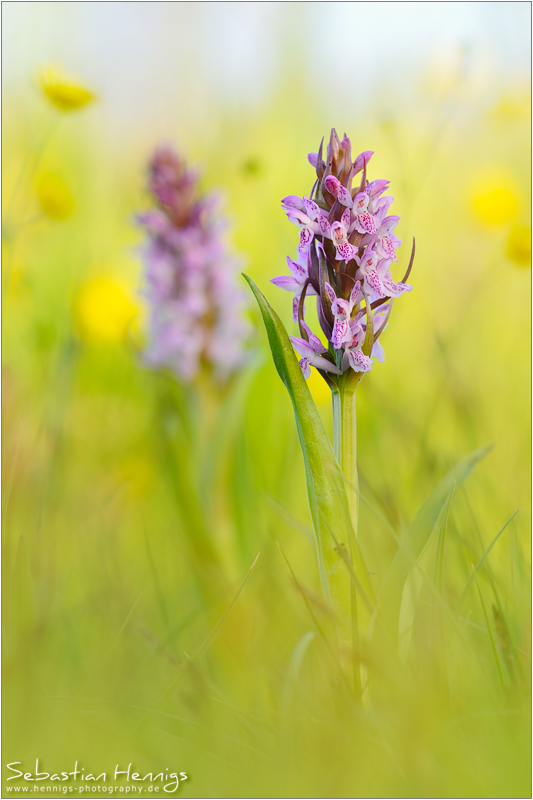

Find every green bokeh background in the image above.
[3,3,531,797]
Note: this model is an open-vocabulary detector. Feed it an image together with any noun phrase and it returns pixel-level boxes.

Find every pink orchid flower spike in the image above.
[271,128,414,379]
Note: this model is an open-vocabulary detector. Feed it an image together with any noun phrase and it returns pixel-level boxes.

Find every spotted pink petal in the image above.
[341,206,351,228]
[299,356,311,380]
[377,235,398,261]
[316,214,331,236]
[381,272,412,297]
[357,211,377,235]
[337,185,353,208]
[298,228,314,252]
[348,348,373,373]
[335,241,356,261]
[286,255,307,281]
[364,269,387,298]
[292,295,300,322]
[350,280,362,305]
[303,197,321,220]
[331,318,351,348]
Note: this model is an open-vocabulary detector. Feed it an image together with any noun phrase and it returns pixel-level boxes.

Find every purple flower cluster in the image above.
[272,129,414,381]
[138,145,250,381]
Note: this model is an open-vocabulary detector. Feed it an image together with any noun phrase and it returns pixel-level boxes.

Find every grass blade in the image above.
[455,509,519,619]
[378,444,493,643]
[433,481,455,596]
[474,570,505,689]
[138,552,261,729]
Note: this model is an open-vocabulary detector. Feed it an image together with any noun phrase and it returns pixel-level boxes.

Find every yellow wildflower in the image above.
[470,174,519,226]
[36,172,75,220]
[490,90,530,123]
[507,225,531,267]
[308,367,331,407]
[39,66,95,112]
[74,277,140,344]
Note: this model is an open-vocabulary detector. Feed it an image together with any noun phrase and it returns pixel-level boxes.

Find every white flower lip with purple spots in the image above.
[325,280,363,349]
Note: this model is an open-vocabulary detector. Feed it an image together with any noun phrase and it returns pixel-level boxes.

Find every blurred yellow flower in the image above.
[470,175,519,225]
[308,367,331,407]
[491,91,530,123]
[507,224,531,267]
[39,66,95,112]
[75,277,140,344]
[36,172,75,220]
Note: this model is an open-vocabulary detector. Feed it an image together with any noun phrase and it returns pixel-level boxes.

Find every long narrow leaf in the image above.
[243,275,375,642]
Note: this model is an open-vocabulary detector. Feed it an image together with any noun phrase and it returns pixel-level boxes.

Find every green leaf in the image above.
[243,274,375,641]
[474,570,505,689]
[378,444,494,642]
[455,509,519,619]
[433,481,455,596]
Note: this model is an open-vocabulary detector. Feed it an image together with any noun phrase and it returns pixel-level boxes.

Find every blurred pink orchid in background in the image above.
[138,145,250,382]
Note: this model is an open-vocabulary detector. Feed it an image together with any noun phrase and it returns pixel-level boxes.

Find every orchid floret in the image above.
[290,328,343,380]
[271,253,318,321]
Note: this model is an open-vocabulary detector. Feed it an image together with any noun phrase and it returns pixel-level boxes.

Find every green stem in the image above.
[332,384,361,696]
[332,388,359,532]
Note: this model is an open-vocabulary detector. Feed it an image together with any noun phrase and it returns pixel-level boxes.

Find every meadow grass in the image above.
[2,77,530,798]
